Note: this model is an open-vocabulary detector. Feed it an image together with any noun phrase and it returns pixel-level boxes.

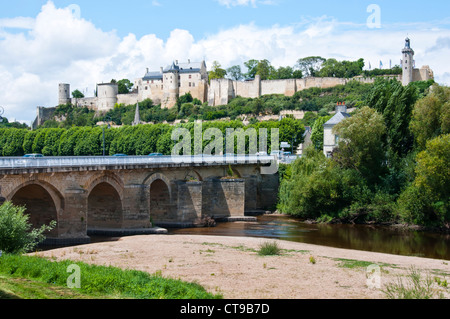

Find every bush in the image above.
[0,202,56,254]
[257,241,282,256]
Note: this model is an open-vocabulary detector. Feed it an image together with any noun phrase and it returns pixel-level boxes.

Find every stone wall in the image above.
[208,74,404,107]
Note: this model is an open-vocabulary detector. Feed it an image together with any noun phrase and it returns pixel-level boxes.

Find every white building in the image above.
[323,102,351,157]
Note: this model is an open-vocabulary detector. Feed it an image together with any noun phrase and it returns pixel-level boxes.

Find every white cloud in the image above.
[0,17,35,29]
[0,1,449,124]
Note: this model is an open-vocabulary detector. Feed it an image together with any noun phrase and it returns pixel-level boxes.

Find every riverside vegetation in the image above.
[277,79,449,230]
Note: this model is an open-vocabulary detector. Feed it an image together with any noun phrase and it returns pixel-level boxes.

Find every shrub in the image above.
[257,241,282,256]
[0,202,56,254]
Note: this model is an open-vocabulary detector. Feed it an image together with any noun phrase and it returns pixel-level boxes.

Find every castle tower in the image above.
[162,61,180,108]
[96,83,118,111]
[401,37,415,86]
[58,83,71,105]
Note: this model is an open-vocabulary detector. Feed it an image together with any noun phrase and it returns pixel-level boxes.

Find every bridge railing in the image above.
[0,155,275,169]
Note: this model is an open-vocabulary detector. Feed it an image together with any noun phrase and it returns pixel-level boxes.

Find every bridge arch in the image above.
[143,172,173,223]
[8,180,63,238]
[86,174,124,230]
[183,169,203,182]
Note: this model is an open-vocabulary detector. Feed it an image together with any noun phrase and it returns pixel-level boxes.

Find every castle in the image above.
[33,38,433,128]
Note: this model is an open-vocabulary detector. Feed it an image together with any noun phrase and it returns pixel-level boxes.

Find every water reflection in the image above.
[169,215,450,260]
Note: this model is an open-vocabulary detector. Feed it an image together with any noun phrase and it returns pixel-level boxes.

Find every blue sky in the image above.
[4,0,450,39]
[1,0,450,123]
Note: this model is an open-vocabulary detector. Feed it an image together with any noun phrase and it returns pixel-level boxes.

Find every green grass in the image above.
[0,254,221,299]
[0,275,100,299]
[383,267,445,299]
[257,241,282,256]
[333,258,397,270]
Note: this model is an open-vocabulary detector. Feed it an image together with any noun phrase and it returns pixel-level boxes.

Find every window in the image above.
[145,86,148,90]
[189,82,191,87]
[192,83,195,87]
[189,75,192,79]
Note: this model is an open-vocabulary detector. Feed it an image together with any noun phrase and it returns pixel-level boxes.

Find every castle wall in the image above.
[71,97,97,109]
[117,93,139,106]
[413,66,433,82]
[179,79,208,103]
[261,79,297,96]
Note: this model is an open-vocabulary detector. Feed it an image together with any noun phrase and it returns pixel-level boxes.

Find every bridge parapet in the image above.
[0,155,274,173]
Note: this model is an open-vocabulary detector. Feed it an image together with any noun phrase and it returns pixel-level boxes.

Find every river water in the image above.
[169,215,450,261]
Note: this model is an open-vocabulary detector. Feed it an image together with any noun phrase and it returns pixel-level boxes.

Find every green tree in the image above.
[41,128,64,156]
[367,79,419,158]
[72,89,85,99]
[117,79,133,94]
[1,129,27,156]
[397,134,450,226]
[332,106,387,184]
[272,66,294,80]
[0,201,56,254]
[22,130,38,154]
[226,65,243,81]
[296,56,326,77]
[410,84,450,150]
[208,61,227,82]
[277,147,366,219]
[255,59,275,80]
[244,59,259,79]
[310,115,331,150]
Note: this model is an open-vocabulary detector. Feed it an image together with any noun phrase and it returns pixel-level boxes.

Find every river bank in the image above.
[32,234,450,299]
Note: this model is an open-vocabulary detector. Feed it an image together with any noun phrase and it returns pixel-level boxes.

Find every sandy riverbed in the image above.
[32,233,450,299]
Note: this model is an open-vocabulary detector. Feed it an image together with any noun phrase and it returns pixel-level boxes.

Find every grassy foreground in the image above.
[0,254,221,299]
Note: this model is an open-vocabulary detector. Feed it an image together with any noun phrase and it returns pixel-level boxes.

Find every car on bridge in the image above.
[148,153,164,156]
[23,154,44,158]
[112,154,128,157]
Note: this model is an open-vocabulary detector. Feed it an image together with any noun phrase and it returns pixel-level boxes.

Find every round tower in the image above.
[402,37,414,86]
[58,83,71,105]
[96,83,118,111]
[162,61,179,108]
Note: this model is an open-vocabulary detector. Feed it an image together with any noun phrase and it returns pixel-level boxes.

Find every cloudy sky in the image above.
[1,0,450,123]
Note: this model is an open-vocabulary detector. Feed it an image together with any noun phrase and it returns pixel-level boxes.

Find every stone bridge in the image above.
[0,155,279,245]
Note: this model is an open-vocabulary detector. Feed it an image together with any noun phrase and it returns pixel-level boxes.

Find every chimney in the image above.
[160,67,163,74]
[176,60,178,65]
[146,67,149,74]
[188,59,191,64]
[336,102,347,113]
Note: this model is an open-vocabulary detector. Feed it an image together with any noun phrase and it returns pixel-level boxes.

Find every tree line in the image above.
[209,56,401,82]
[0,117,305,157]
[277,79,449,229]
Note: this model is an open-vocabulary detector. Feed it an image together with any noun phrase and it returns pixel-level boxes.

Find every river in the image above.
[169,214,450,261]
